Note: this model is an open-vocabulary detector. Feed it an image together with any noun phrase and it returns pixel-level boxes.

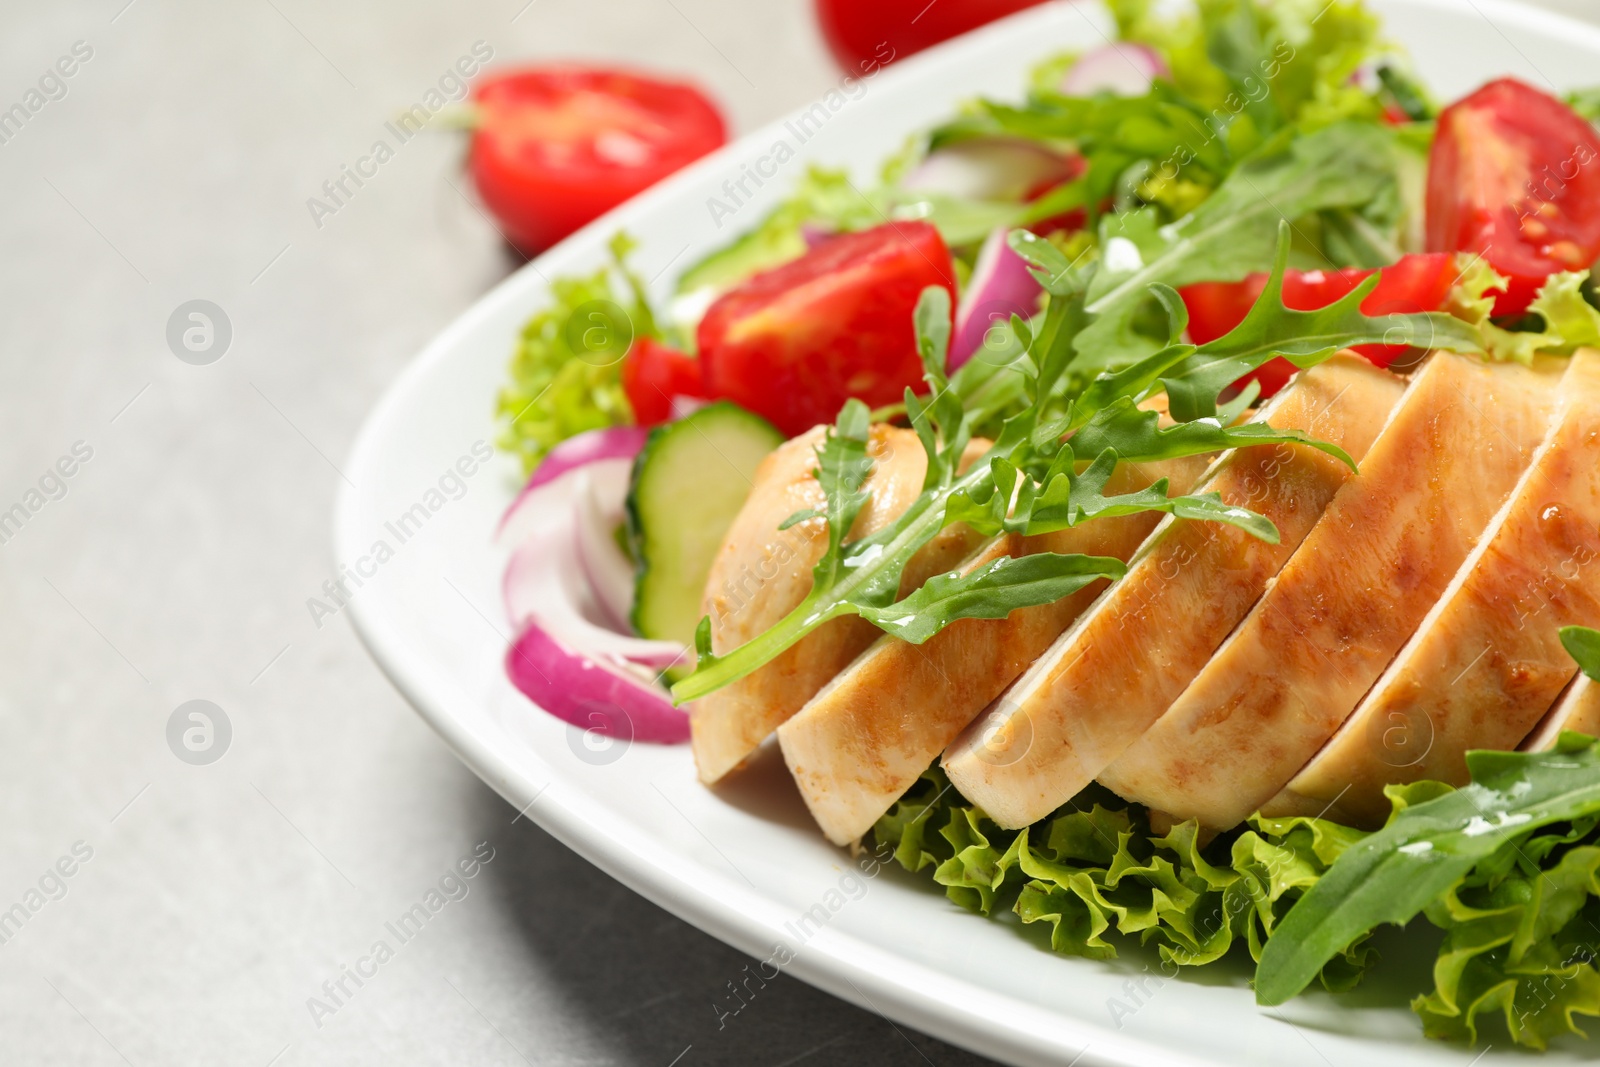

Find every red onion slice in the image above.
[497,427,649,547]
[504,521,687,672]
[571,464,636,631]
[800,222,837,249]
[950,226,1044,370]
[901,137,1078,203]
[506,621,690,744]
[1059,42,1169,97]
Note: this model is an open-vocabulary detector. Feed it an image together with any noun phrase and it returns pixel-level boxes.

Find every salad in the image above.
[493,0,1600,1050]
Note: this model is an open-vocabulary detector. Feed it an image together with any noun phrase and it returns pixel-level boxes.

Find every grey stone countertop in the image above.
[0,1,1592,1064]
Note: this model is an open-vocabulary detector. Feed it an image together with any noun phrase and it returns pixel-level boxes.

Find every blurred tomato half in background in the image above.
[469,67,727,254]
[813,0,1050,72]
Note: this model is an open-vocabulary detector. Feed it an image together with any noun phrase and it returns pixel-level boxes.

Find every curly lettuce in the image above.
[495,233,663,474]
[875,770,1375,988]
[1413,839,1600,1048]
[1448,258,1600,365]
[673,167,885,299]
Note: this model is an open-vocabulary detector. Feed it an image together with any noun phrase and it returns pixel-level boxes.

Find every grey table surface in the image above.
[1,1,1594,1065]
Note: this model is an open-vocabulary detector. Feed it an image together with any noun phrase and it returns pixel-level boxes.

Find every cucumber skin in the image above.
[625,402,785,653]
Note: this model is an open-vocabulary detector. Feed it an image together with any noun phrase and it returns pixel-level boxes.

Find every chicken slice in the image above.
[1265,349,1600,824]
[692,425,986,784]
[1523,676,1600,751]
[943,354,1405,829]
[779,451,1211,845]
[1105,352,1562,831]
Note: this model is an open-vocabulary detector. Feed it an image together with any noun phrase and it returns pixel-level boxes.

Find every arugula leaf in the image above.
[1255,734,1600,1007]
[1564,626,1600,683]
[1075,122,1406,368]
[857,552,1127,644]
[967,88,1234,227]
[1067,396,1352,469]
[1152,221,1480,418]
[809,399,875,579]
[907,287,975,490]
[946,447,1280,543]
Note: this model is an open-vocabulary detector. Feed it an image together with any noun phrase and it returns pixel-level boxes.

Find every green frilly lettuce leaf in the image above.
[495,233,664,474]
[874,769,1375,989]
[1412,841,1600,1048]
[674,167,884,297]
[1448,258,1600,365]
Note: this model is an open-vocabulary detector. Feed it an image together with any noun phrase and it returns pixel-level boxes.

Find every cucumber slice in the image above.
[627,402,785,657]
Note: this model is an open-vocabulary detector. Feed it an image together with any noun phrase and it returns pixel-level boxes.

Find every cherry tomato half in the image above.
[697,221,957,436]
[1425,77,1600,317]
[622,338,707,426]
[1180,253,1458,396]
[813,0,1048,73]
[470,67,726,254]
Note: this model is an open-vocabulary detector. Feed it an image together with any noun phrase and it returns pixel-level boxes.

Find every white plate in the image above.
[338,3,1600,1063]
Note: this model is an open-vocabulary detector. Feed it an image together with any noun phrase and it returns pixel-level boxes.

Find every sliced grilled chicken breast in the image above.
[692,426,986,784]
[943,355,1405,829]
[1105,352,1562,831]
[1523,675,1600,751]
[780,451,1210,845]
[1266,349,1600,825]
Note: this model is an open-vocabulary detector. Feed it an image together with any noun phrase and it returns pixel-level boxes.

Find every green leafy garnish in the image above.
[1568,87,1600,124]
[1412,837,1600,1048]
[675,167,883,297]
[1564,626,1600,683]
[945,447,1280,544]
[496,233,665,474]
[1076,122,1413,367]
[1109,0,1391,134]
[1376,63,1436,121]
[873,769,1376,987]
[856,552,1129,645]
[1449,259,1600,364]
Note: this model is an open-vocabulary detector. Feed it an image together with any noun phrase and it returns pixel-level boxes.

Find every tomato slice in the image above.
[1180,253,1457,396]
[697,221,957,436]
[1425,77,1600,317]
[813,0,1048,72]
[622,338,707,427]
[470,67,726,254]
